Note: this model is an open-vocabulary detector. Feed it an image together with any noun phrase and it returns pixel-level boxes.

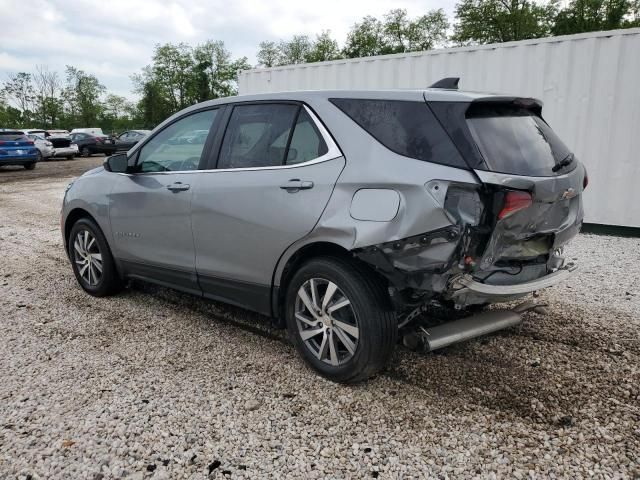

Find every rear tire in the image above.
[66,155,74,160]
[81,146,91,157]
[68,217,123,297]
[285,256,397,383]
[24,162,36,170]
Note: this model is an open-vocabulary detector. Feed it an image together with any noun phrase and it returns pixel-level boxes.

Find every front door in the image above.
[109,108,220,294]
[191,103,345,314]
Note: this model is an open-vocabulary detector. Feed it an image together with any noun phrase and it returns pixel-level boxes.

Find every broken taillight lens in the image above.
[498,191,532,219]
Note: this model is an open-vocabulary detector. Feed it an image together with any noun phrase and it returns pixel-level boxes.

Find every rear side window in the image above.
[466,105,573,177]
[286,109,328,165]
[218,104,299,169]
[329,99,467,169]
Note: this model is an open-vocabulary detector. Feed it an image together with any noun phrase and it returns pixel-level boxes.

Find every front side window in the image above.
[330,98,467,169]
[137,109,217,173]
[218,104,299,169]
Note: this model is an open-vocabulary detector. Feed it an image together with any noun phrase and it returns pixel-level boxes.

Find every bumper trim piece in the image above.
[452,264,577,297]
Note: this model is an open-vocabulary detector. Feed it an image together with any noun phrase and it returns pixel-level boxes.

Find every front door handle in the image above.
[280,179,314,193]
[167,182,190,192]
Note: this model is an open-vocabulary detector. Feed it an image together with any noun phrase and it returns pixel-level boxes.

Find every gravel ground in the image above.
[0,158,639,479]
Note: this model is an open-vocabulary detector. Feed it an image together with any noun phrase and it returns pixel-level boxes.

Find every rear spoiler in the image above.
[471,96,543,115]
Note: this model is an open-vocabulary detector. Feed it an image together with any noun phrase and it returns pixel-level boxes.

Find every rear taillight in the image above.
[26,140,34,145]
[95,137,103,143]
[498,191,532,220]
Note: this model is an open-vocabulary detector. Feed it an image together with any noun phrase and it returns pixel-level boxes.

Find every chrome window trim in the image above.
[121,104,343,176]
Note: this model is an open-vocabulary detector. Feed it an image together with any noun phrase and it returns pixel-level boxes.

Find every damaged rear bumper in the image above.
[448,263,577,304]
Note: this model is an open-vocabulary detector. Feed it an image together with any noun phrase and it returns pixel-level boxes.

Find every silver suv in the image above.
[62,82,585,383]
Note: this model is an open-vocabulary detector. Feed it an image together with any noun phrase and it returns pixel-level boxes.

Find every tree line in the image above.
[1,0,638,132]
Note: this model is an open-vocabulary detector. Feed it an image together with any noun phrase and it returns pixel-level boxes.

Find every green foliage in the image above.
[1,73,36,125]
[257,32,342,67]
[453,0,558,44]
[63,66,106,127]
[306,31,342,62]
[343,9,449,58]
[343,16,389,57]
[553,0,634,34]
[134,40,249,127]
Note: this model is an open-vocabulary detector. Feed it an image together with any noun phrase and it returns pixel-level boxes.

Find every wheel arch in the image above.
[271,240,390,322]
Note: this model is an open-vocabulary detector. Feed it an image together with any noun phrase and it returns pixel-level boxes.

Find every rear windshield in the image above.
[0,132,28,141]
[330,98,468,169]
[466,105,573,177]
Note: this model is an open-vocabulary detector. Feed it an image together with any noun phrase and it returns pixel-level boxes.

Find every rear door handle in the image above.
[280,179,314,193]
[167,182,190,192]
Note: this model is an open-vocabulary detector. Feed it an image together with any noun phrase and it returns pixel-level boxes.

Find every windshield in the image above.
[466,105,573,177]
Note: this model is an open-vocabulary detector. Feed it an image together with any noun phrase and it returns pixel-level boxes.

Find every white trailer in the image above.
[239,28,640,228]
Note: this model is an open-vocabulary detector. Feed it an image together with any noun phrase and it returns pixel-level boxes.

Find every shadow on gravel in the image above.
[74,279,639,433]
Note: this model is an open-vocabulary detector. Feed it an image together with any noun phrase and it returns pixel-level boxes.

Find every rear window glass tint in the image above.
[329,98,467,169]
[286,109,328,164]
[218,104,299,169]
[466,105,573,177]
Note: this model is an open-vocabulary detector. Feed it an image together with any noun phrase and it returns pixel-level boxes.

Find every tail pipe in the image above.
[410,310,522,351]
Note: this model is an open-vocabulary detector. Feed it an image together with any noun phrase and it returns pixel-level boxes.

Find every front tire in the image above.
[68,217,123,296]
[24,162,36,170]
[285,256,397,383]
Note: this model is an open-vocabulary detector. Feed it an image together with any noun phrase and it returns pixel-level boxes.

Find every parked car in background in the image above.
[0,130,39,169]
[69,132,111,157]
[62,85,585,383]
[103,130,151,153]
[71,128,105,137]
[20,129,77,159]
[26,134,55,161]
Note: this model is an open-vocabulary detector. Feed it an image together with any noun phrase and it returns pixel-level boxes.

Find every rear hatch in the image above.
[0,132,38,158]
[429,97,586,280]
[50,137,72,148]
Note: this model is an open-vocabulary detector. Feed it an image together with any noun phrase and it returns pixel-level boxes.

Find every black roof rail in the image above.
[429,77,460,89]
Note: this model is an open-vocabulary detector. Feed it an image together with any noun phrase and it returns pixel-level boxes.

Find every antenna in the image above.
[429,77,460,89]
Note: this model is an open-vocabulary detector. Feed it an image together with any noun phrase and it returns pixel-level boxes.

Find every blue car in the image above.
[0,130,39,169]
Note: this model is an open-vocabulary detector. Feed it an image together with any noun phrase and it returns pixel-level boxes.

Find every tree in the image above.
[383,8,449,53]
[63,66,106,126]
[151,43,195,111]
[343,16,388,57]
[33,65,62,128]
[452,0,558,44]
[306,31,342,62]
[1,72,35,125]
[134,40,248,127]
[193,40,250,99]
[257,41,281,67]
[278,35,312,65]
[552,0,633,34]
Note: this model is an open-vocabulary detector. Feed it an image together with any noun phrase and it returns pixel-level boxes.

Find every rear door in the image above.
[191,102,345,314]
[108,108,221,293]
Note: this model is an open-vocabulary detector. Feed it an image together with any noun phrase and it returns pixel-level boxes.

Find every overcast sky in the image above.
[0,0,457,99]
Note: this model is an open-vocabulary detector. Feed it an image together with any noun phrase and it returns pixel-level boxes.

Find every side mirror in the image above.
[104,153,129,173]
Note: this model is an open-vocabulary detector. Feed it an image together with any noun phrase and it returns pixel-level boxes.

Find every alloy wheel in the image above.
[73,230,103,286]
[295,278,359,366]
